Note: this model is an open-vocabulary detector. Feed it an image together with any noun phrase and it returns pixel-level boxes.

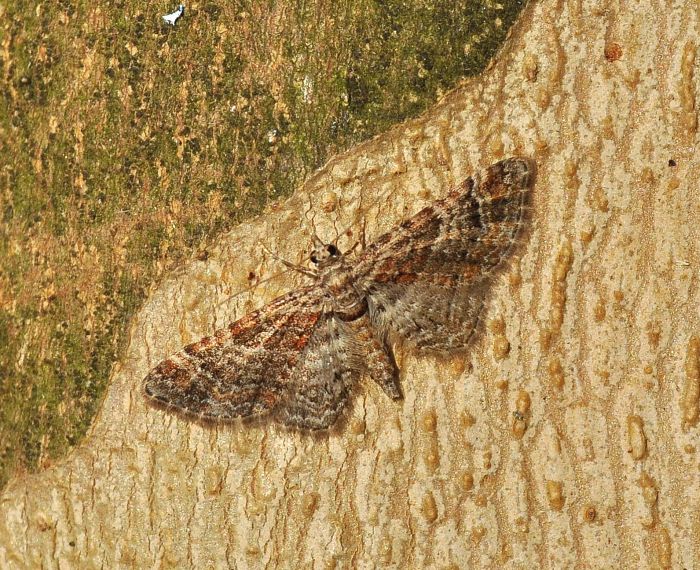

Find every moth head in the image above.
[310,241,341,266]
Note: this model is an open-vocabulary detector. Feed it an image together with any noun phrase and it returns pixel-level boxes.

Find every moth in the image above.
[143,157,534,430]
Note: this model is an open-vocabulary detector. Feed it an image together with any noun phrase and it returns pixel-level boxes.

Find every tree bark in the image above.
[2,0,700,567]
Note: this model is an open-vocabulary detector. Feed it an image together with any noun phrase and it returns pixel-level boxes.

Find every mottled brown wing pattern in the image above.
[145,286,363,429]
[353,157,534,351]
[275,314,370,429]
[143,157,534,430]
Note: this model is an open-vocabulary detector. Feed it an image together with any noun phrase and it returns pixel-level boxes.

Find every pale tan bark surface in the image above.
[2,0,700,568]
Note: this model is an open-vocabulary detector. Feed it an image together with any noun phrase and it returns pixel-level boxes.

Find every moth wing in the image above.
[143,286,362,429]
[276,313,366,429]
[352,157,534,351]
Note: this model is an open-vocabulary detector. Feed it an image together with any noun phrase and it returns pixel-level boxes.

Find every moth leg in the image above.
[260,242,318,278]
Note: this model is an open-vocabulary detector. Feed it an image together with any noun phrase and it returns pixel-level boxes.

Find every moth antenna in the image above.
[259,242,318,278]
[359,216,368,252]
[302,196,327,247]
[309,217,324,247]
[309,224,326,250]
[327,201,371,254]
[346,241,360,255]
[213,270,288,310]
[312,233,325,249]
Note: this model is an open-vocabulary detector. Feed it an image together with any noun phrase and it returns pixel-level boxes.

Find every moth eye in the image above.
[327,244,339,256]
[310,254,318,264]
